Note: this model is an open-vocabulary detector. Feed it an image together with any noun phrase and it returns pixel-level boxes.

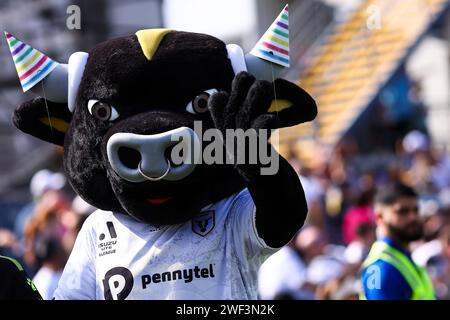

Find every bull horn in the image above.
[4,31,67,102]
[31,64,68,103]
[67,51,89,113]
[227,4,289,81]
[244,53,284,82]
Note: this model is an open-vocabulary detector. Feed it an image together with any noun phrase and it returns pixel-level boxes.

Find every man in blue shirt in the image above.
[360,183,435,300]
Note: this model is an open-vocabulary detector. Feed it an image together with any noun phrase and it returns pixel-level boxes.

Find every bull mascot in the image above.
[5,5,316,299]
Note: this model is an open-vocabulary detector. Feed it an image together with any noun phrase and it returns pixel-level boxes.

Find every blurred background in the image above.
[0,0,450,300]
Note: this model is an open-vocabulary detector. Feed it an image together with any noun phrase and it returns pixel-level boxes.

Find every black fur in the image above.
[64,31,242,224]
[13,97,72,146]
[13,31,317,246]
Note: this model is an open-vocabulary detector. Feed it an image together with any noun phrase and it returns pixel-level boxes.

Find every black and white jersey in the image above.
[54,189,278,300]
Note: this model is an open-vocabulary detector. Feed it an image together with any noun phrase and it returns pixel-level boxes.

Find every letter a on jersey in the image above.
[192,211,215,237]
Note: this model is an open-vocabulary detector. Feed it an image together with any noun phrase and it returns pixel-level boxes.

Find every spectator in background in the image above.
[61,196,97,254]
[18,193,94,299]
[413,223,450,299]
[434,225,450,299]
[258,226,327,300]
[324,182,352,244]
[342,189,375,244]
[288,155,325,230]
[345,222,376,265]
[0,228,18,257]
[430,150,450,192]
[402,130,435,193]
[407,81,428,135]
[400,130,450,197]
[22,190,70,275]
[360,183,435,300]
[32,235,67,300]
[14,169,67,239]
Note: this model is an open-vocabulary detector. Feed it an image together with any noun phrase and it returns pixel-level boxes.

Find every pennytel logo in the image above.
[141,264,215,289]
[103,267,134,300]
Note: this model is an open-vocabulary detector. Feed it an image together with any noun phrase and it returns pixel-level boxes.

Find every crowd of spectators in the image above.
[259,129,450,299]
[1,129,450,300]
[0,169,95,299]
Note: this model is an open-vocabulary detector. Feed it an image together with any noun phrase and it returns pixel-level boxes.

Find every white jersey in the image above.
[54,189,278,300]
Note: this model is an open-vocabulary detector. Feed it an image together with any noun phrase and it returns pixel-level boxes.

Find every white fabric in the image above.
[54,189,277,300]
[258,246,307,300]
[32,266,62,300]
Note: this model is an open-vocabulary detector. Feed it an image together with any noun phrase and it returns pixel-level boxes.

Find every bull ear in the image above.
[267,78,317,128]
[13,97,72,146]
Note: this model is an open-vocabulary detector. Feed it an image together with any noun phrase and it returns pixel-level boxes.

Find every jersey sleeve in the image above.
[53,214,97,300]
[361,259,412,300]
[229,189,279,260]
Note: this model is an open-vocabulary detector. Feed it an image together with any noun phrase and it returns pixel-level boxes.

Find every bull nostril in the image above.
[118,147,142,170]
[165,145,183,167]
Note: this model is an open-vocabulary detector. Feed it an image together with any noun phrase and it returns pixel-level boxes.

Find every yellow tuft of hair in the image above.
[135,29,175,60]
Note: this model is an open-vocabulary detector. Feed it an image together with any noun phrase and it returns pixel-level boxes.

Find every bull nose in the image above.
[107,127,200,183]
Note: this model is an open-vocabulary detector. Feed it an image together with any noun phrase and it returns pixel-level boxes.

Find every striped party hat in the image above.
[250,4,290,68]
[5,31,58,92]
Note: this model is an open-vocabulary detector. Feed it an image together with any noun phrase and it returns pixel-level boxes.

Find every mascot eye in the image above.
[88,100,119,121]
[186,89,217,114]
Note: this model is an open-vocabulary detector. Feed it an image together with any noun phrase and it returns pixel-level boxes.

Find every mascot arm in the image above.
[208,71,317,248]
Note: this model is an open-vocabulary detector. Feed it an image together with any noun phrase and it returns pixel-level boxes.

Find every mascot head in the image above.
[6,5,316,225]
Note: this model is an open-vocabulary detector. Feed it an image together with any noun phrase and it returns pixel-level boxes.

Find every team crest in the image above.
[192,210,215,237]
